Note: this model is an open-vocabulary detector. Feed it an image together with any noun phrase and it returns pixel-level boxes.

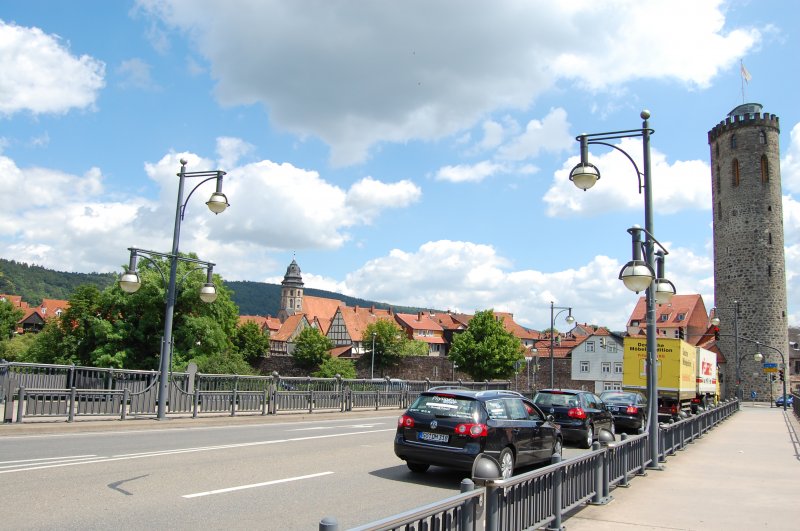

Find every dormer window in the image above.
[677,313,686,321]
[659,313,670,322]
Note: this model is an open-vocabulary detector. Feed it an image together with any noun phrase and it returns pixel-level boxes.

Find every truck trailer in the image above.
[623,337,719,419]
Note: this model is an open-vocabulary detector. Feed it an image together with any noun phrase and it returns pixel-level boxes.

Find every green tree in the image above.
[292,327,333,370]
[362,320,407,374]
[448,309,524,381]
[0,298,24,340]
[232,321,271,365]
[0,333,37,361]
[313,357,356,379]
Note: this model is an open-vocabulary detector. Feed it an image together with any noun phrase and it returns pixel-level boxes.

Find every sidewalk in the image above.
[562,403,800,530]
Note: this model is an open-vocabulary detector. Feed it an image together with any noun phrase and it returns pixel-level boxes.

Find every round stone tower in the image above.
[708,103,788,399]
[278,259,304,323]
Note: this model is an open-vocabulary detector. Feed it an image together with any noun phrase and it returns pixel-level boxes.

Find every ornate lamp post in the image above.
[568,110,676,469]
[119,159,228,420]
[549,302,575,389]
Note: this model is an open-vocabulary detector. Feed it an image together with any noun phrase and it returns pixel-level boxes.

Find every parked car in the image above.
[394,389,562,478]
[533,389,615,449]
[600,390,647,433]
[775,395,794,407]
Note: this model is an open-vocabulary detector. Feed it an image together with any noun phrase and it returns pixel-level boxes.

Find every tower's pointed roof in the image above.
[282,259,304,287]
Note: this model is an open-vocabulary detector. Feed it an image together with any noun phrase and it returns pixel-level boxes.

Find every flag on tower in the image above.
[740,61,752,83]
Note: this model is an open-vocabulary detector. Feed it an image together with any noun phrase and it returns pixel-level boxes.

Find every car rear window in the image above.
[534,393,579,408]
[408,394,478,418]
[602,392,639,403]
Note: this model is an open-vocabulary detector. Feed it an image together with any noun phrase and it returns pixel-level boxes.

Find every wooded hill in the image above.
[0,258,430,317]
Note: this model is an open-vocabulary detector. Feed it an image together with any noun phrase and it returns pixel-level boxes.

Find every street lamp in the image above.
[370,332,377,380]
[710,301,740,399]
[549,302,575,389]
[569,110,675,470]
[119,159,228,420]
[729,336,788,411]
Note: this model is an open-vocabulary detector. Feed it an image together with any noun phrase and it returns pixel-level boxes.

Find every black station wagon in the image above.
[394,389,562,478]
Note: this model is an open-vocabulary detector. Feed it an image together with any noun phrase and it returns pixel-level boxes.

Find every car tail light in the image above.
[670,404,679,414]
[398,415,415,428]
[567,407,587,419]
[626,406,638,415]
[454,423,487,438]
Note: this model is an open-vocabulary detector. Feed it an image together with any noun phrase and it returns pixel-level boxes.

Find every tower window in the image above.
[716,165,721,193]
[730,134,737,149]
[761,155,769,183]
[732,159,740,187]
[718,201,722,220]
[759,130,767,144]
[768,232,772,245]
[768,265,772,277]
[715,143,719,158]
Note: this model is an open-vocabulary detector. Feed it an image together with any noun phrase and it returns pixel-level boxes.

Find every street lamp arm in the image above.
[720,333,786,365]
[627,226,670,255]
[575,127,655,144]
[584,140,645,193]
[179,172,227,220]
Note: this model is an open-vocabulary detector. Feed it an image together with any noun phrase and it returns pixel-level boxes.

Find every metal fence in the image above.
[326,399,740,531]
[1,361,509,423]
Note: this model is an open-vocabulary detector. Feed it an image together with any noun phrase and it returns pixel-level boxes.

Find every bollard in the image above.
[589,442,610,505]
[16,386,26,423]
[319,516,338,531]
[68,387,76,422]
[122,388,129,421]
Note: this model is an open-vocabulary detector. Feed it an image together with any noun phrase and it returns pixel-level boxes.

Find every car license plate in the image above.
[419,432,449,443]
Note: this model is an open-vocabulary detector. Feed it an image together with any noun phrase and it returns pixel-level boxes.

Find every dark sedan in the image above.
[600,390,647,433]
[533,389,615,448]
[394,389,562,478]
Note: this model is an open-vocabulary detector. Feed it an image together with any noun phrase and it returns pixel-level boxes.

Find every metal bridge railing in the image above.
[324,399,740,531]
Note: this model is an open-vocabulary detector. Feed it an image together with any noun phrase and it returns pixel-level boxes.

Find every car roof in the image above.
[536,389,588,395]
[421,389,525,400]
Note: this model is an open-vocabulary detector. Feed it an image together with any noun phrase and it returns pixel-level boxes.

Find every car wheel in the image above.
[407,462,429,473]
[499,448,515,478]
[552,437,563,458]
[580,424,594,449]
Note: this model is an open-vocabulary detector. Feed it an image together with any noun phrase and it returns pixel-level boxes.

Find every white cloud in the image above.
[345,177,422,223]
[436,161,507,183]
[216,137,254,169]
[0,21,105,116]
[781,122,800,194]
[135,0,759,166]
[341,239,715,329]
[116,58,160,91]
[497,108,574,161]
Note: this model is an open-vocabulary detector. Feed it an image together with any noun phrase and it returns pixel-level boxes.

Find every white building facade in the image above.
[570,333,625,394]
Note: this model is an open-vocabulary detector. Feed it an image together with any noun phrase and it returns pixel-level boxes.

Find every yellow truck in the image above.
[623,337,718,419]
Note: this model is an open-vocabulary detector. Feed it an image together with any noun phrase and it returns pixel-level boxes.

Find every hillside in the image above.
[0,258,429,316]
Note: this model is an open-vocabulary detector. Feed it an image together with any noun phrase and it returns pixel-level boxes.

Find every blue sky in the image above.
[2,0,800,331]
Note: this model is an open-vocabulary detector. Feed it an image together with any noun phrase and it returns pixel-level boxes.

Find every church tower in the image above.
[278,259,304,323]
[708,103,787,399]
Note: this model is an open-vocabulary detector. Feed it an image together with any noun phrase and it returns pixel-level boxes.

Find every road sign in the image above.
[763,362,778,373]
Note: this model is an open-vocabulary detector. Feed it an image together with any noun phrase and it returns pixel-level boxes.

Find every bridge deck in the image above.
[564,402,800,530]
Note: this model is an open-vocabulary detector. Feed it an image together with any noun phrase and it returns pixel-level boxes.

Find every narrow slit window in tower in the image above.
[731,134,737,149]
[716,165,721,193]
[732,159,740,187]
[761,155,769,183]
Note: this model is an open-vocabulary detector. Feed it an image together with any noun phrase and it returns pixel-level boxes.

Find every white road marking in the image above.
[0,454,96,465]
[0,455,98,470]
[182,471,334,498]
[289,427,332,431]
[0,428,395,475]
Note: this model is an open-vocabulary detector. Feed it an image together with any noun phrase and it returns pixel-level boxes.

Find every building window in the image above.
[761,155,769,183]
[732,159,740,186]
[759,130,767,144]
[601,362,611,374]
[630,320,639,327]
[586,341,595,352]
[718,201,722,220]
[768,233,772,245]
[716,166,721,193]
[607,342,617,353]
[659,313,670,322]
[580,361,590,373]
[614,363,623,374]
[730,134,737,149]
[677,313,686,321]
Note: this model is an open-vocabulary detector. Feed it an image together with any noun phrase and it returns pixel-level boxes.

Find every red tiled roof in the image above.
[340,306,395,341]
[273,314,307,341]
[302,295,344,323]
[394,312,444,332]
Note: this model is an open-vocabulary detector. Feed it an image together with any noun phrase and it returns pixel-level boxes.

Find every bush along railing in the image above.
[1,361,509,423]
[321,399,740,531]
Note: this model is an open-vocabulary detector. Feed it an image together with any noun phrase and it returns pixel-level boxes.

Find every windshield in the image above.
[533,392,579,408]
[408,394,479,419]
[601,392,641,404]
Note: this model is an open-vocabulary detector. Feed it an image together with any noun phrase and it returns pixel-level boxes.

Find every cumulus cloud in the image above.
[0,20,105,116]
[435,161,507,183]
[342,239,715,328]
[134,0,759,166]
[497,108,574,161]
[116,58,160,91]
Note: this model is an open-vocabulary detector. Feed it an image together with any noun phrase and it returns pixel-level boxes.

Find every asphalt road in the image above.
[0,413,592,530]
